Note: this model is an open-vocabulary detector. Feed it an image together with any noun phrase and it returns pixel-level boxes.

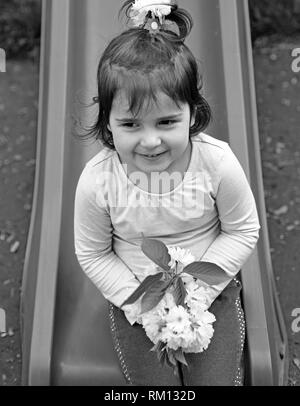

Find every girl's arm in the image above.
[74,168,140,322]
[200,144,260,299]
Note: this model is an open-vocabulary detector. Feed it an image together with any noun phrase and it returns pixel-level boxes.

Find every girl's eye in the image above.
[121,123,139,128]
[160,120,177,126]
[121,120,177,128]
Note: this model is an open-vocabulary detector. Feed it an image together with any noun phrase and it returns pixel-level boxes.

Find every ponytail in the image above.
[119,0,193,42]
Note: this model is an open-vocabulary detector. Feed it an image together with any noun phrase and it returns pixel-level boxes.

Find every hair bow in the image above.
[129,0,177,32]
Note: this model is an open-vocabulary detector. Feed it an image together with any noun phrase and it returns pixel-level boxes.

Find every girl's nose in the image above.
[139,132,162,149]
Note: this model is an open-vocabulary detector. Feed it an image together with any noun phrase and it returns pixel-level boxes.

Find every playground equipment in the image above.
[21,0,289,385]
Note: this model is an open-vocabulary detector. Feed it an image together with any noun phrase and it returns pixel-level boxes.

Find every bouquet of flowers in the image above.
[122,234,229,374]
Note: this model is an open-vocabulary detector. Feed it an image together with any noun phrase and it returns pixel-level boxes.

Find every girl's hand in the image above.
[122,299,143,325]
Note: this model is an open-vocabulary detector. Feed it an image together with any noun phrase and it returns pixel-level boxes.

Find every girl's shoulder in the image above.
[84,146,116,170]
[192,132,229,151]
[192,132,231,172]
[76,147,117,194]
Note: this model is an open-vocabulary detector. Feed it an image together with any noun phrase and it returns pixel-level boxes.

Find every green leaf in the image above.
[173,277,187,307]
[183,261,228,286]
[166,358,176,371]
[166,349,177,367]
[141,235,171,271]
[174,348,188,366]
[151,341,165,354]
[141,280,170,313]
[159,349,168,367]
[121,272,163,307]
[151,341,167,367]
[158,347,167,365]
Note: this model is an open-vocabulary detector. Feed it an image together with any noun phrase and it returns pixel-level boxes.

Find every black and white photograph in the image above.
[0,0,300,389]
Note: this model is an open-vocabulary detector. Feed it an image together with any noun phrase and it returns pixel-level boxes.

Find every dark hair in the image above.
[78,1,212,150]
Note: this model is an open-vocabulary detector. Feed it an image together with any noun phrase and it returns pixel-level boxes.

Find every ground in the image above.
[252,34,300,385]
[0,59,38,385]
[0,35,299,386]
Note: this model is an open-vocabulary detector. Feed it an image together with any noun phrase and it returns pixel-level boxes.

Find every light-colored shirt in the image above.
[74,133,260,320]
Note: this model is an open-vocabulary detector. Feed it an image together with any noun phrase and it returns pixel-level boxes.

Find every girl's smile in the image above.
[139,151,167,159]
[108,91,195,186]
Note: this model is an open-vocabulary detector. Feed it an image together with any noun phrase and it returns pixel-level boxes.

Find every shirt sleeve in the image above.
[200,144,261,299]
[74,166,140,313]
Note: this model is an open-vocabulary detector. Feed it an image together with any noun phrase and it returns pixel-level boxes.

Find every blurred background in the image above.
[0,0,300,386]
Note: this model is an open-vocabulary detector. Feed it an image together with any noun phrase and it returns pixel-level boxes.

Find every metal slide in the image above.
[20,0,289,385]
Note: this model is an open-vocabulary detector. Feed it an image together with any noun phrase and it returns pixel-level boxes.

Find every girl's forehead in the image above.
[111,91,184,116]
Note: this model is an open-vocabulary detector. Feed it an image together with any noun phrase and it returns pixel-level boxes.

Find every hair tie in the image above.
[129,0,178,34]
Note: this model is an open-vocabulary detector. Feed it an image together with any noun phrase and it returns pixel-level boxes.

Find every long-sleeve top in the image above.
[74,132,260,319]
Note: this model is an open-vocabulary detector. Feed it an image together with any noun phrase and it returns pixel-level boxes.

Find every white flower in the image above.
[187,301,208,321]
[141,292,175,342]
[194,323,215,350]
[164,305,191,333]
[137,243,217,363]
[161,326,195,351]
[161,291,177,310]
[158,306,192,351]
[130,0,174,27]
[142,296,215,354]
[185,284,211,311]
[184,323,215,353]
[142,311,165,343]
[167,246,195,270]
[180,272,195,287]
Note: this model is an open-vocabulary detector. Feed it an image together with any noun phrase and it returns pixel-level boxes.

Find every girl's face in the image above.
[108,91,195,179]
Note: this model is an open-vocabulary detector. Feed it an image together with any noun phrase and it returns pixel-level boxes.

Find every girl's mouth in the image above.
[140,151,167,160]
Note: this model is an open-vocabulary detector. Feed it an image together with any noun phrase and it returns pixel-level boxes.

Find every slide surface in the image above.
[20,0,289,386]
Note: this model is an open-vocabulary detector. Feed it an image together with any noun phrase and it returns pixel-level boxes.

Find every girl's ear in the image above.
[190,110,196,127]
[107,123,112,132]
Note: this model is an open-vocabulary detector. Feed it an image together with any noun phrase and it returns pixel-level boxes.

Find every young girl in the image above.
[74,0,260,386]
